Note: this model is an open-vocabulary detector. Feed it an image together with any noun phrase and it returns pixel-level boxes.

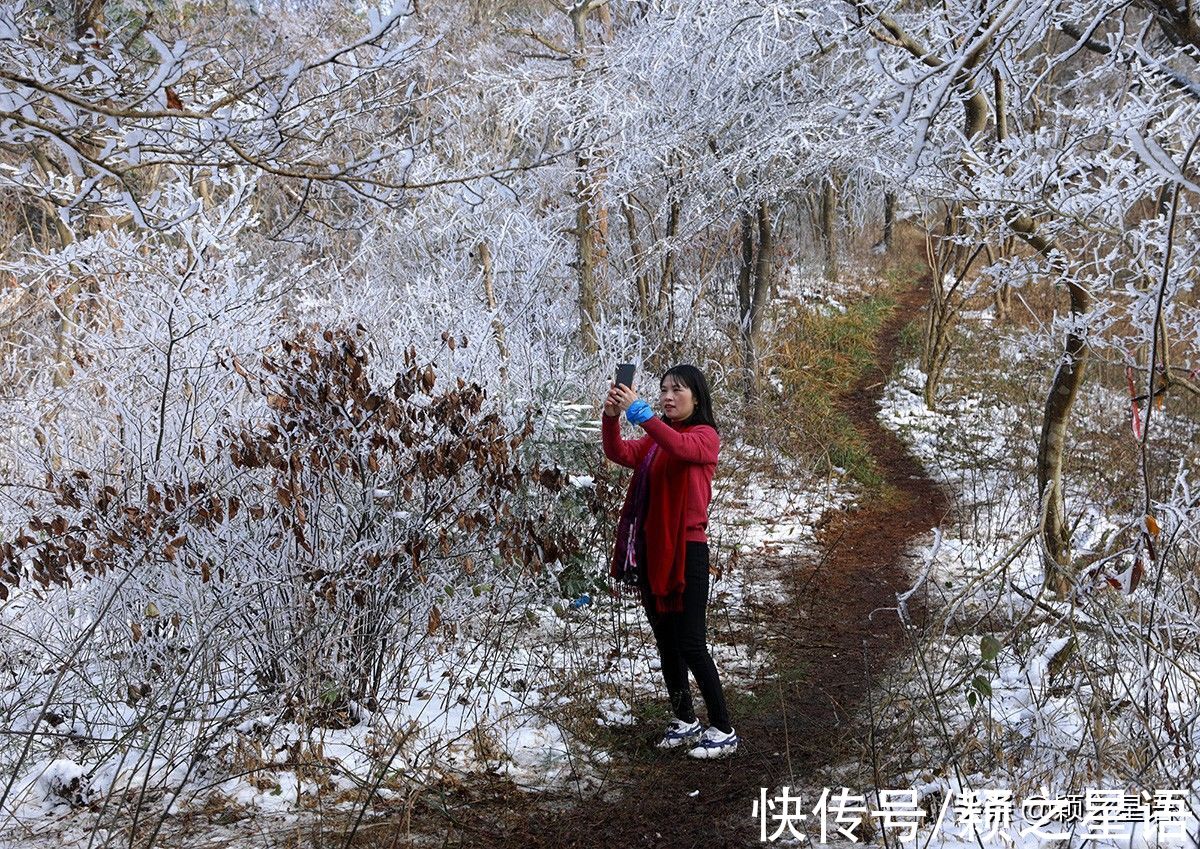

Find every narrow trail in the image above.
[368,283,949,848]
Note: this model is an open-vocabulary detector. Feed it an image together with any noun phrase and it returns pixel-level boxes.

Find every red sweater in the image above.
[602,413,719,611]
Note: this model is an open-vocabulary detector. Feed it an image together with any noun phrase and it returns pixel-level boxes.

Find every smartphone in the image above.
[615,363,636,388]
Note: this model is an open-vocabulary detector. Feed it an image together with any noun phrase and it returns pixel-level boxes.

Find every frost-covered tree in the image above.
[0,0,435,228]
[492,0,900,381]
[851,0,1200,588]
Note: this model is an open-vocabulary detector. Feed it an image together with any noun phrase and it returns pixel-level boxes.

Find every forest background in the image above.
[2,0,1200,846]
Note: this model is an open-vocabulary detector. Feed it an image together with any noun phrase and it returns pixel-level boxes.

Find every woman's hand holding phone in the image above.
[612,384,636,411]
[603,384,620,417]
[603,383,637,417]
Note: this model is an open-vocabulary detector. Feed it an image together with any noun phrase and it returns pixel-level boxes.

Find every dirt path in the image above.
[360,283,949,848]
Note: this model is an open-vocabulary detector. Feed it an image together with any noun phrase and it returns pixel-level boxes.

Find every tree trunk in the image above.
[1006,214,1088,592]
[991,69,1012,323]
[598,2,614,41]
[921,209,952,409]
[882,191,897,251]
[621,196,650,319]
[993,283,1012,320]
[575,173,599,353]
[737,210,755,382]
[478,240,509,380]
[568,2,610,354]
[821,176,839,283]
[750,200,773,351]
[31,148,79,389]
[986,243,1014,321]
[733,201,775,396]
[1036,295,1090,591]
[655,188,680,312]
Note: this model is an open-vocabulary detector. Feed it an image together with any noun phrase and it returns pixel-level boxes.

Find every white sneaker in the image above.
[687,725,738,759]
[655,718,703,749]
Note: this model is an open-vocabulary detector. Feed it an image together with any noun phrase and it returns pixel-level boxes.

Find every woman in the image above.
[601,364,738,759]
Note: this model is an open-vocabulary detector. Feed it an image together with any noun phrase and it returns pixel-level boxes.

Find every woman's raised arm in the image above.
[602,412,652,468]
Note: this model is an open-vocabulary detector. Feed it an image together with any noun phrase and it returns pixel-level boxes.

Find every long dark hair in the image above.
[659,364,719,432]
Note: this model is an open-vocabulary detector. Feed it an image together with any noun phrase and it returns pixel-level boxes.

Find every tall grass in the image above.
[765,290,901,492]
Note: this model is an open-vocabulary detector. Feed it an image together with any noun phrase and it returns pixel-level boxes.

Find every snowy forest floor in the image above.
[337,281,948,848]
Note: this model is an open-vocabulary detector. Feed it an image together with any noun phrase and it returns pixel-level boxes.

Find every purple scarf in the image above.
[611,444,659,588]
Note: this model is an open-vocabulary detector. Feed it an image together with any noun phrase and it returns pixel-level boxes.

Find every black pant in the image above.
[641,541,732,733]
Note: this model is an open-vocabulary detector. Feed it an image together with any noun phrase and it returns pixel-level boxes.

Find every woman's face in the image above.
[659,375,695,422]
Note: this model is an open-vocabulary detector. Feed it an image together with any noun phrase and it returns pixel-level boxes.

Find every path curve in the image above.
[361,283,949,849]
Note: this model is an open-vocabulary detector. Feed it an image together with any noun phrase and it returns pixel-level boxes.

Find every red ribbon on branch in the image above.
[1126,365,1143,440]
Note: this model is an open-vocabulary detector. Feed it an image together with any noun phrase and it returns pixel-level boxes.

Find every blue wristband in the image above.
[625,399,653,425]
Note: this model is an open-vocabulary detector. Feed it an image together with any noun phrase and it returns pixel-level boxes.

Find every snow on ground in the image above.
[0,424,856,848]
[878,361,1046,595]
[713,462,856,608]
[866,319,1200,849]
